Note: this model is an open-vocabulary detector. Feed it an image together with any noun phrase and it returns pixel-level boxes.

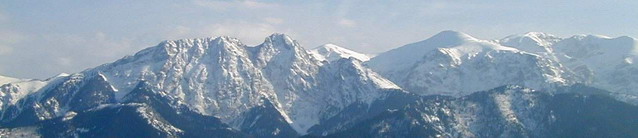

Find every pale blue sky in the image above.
[1,0,637,79]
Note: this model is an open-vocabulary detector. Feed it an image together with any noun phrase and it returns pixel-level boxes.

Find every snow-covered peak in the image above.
[427,30,479,44]
[401,30,516,53]
[498,32,638,100]
[515,32,560,41]
[549,34,638,94]
[53,73,71,78]
[556,34,638,60]
[0,74,69,111]
[368,31,574,96]
[498,32,563,57]
[500,32,562,51]
[263,33,296,49]
[309,44,371,62]
[331,58,400,90]
[251,33,316,67]
[368,30,518,74]
[159,36,245,57]
[569,34,614,40]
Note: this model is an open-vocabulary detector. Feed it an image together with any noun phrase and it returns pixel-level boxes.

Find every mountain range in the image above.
[0,31,637,137]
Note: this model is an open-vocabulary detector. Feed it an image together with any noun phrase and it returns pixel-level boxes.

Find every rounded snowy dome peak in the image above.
[428,30,478,42]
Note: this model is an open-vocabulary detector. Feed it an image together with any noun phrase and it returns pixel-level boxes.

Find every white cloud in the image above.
[56,57,73,66]
[165,21,294,45]
[0,11,21,56]
[0,31,24,56]
[338,18,357,27]
[2,32,140,78]
[0,31,26,56]
[417,1,498,17]
[0,45,13,56]
[174,25,192,35]
[0,11,7,22]
[36,32,137,61]
[161,25,194,40]
[0,21,296,78]
[241,1,277,8]
[205,21,284,45]
[192,0,279,11]
[263,17,284,25]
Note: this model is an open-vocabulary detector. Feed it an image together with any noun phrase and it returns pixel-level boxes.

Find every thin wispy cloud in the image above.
[337,18,357,27]
[263,17,284,25]
[164,20,293,45]
[0,11,23,56]
[0,11,7,22]
[0,31,23,56]
[0,32,138,78]
[192,0,279,11]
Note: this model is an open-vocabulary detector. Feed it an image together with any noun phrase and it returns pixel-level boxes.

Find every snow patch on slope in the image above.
[309,44,371,62]
[367,30,571,96]
[368,30,518,73]
[499,32,638,97]
[500,32,562,52]
[0,74,69,110]
[136,104,183,135]
[0,75,23,85]
[553,35,638,94]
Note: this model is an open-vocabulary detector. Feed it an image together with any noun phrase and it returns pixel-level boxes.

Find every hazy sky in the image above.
[1,0,637,79]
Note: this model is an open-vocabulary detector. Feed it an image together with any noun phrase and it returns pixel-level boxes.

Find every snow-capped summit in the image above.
[552,35,638,94]
[257,33,299,53]
[309,44,371,62]
[0,74,68,111]
[499,32,638,96]
[368,30,522,74]
[425,30,480,45]
[501,32,562,47]
[555,34,637,60]
[367,30,573,96]
[0,33,402,134]
[499,32,562,54]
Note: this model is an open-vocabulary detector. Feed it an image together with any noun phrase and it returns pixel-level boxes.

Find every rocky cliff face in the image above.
[327,85,638,138]
[0,34,403,136]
